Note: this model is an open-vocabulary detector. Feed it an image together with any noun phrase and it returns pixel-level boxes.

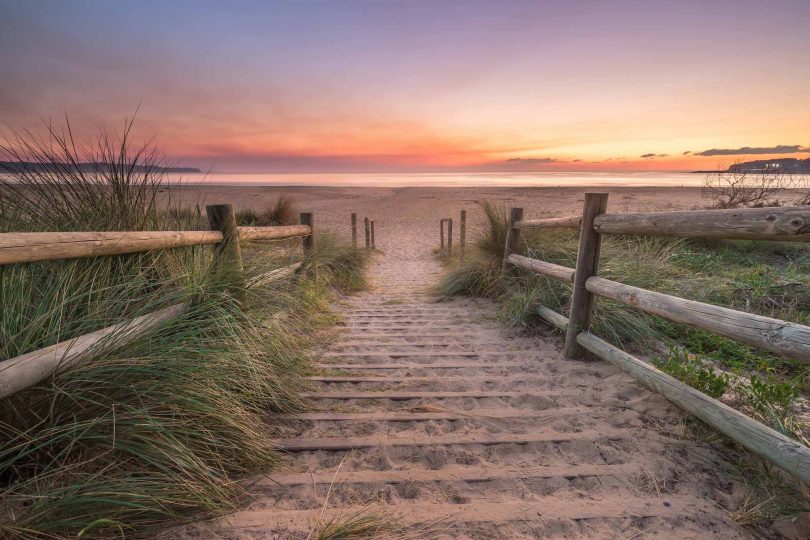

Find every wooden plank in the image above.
[576,331,810,483]
[236,225,311,241]
[586,276,810,362]
[594,206,810,241]
[300,390,545,400]
[0,303,186,399]
[514,215,581,230]
[507,254,575,283]
[565,193,609,358]
[0,230,222,265]
[277,429,629,451]
[317,362,530,370]
[277,408,585,422]
[502,207,524,270]
[265,463,637,486]
[248,262,302,287]
[321,350,539,358]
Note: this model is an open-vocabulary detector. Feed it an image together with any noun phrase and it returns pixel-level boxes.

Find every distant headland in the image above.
[0,161,201,174]
[693,157,810,174]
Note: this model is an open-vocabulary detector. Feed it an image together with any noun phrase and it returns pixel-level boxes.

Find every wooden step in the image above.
[316,362,531,370]
[321,350,538,358]
[277,407,589,422]
[264,463,638,486]
[300,390,549,400]
[276,429,631,451]
[306,375,547,383]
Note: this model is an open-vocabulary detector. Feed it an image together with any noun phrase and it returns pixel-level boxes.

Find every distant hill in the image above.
[695,158,810,174]
[0,161,201,174]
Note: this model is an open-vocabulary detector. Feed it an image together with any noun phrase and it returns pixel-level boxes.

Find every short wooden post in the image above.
[364,217,370,249]
[351,213,357,248]
[370,220,376,249]
[300,212,314,254]
[207,203,244,286]
[564,193,609,358]
[502,207,524,270]
[447,218,453,252]
[440,220,445,250]
[460,209,466,260]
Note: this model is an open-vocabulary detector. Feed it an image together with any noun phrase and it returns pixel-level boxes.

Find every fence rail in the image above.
[0,203,315,400]
[502,196,810,483]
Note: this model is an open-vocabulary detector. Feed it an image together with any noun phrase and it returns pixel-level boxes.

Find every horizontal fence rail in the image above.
[594,206,810,241]
[503,196,810,483]
[513,215,581,230]
[0,203,316,399]
[0,226,312,266]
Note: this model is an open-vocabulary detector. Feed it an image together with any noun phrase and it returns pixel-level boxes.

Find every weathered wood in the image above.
[440,219,446,250]
[514,215,582,230]
[536,305,569,331]
[564,193,609,358]
[507,254,575,283]
[0,303,186,399]
[237,225,311,241]
[207,204,244,279]
[0,230,222,265]
[460,209,467,260]
[370,220,376,249]
[447,218,453,252]
[364,217,370,249]
[502,207,524,271]
[576,331,810,483]
[586,276,810,362]
[594,206,810,241]
[351,213,357,248]
[247,262,302,287]
[299,212,314,253]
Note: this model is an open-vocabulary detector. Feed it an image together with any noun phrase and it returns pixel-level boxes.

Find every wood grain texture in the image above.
[594,206,810,241]
[514,215,582,230]
[0,230,222,265]
[507,254,575,283]
[577,331,810,483]
[0,303,186,399]
[237,225,311,241]
[502,207,524,270]
[536,305,569,331]
[564,193,609,358]
[586,276,810,362]
[299,213,314,253]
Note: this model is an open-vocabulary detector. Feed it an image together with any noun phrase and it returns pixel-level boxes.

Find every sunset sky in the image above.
[1,0,808,173]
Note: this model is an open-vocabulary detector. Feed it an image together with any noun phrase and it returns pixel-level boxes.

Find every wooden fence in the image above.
[0,203,314,400]
[503,195,810,483]
[438,210,467,257]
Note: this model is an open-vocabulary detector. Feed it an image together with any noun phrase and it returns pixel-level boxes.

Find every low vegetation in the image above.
[0,120,367,538]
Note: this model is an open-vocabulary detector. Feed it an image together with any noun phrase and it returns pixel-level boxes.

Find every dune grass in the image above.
[0,121,368,538]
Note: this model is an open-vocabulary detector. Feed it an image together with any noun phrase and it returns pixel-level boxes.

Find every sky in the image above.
[1,0,809,173]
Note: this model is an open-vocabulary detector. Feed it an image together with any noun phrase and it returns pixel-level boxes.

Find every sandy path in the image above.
[173,245,747,539]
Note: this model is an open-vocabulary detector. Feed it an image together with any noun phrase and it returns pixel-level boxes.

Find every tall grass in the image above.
[0,120,367,538]
[235,195,298,226]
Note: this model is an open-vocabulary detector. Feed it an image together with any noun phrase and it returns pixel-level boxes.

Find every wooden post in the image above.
[300,212,314,254]
[440,220,445,250]
[460,210,466,260]
[502,207,524,271]
[364,217,370,249]
[207,203,244,287]
[370,220,376,249]
[564,193,609,358]
[447,218,453,252]
[351,213,357,248]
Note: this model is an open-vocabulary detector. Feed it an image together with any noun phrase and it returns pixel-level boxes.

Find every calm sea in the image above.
[168,171,705,188]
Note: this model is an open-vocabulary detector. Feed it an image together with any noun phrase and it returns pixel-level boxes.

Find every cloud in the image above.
[504,157,562,164]
[695,145,810,156]
[640,153,669,158]
[682,151,691,155]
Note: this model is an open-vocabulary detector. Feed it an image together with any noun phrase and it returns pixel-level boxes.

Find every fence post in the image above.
[447,218,453,253]
[440,219,445,250]
[351,213,357,248]
[207,203,244,287]
[300,212,314,254]
[371,220,376,249]
[502,207,524,271]
[564,193,609,358]
[364,217,370,250]
[460,209,466,260]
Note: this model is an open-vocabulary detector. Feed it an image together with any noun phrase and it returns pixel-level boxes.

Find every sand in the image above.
[164,186,784,539]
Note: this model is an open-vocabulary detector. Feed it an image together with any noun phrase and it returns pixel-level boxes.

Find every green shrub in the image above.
[653,349,730,398]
